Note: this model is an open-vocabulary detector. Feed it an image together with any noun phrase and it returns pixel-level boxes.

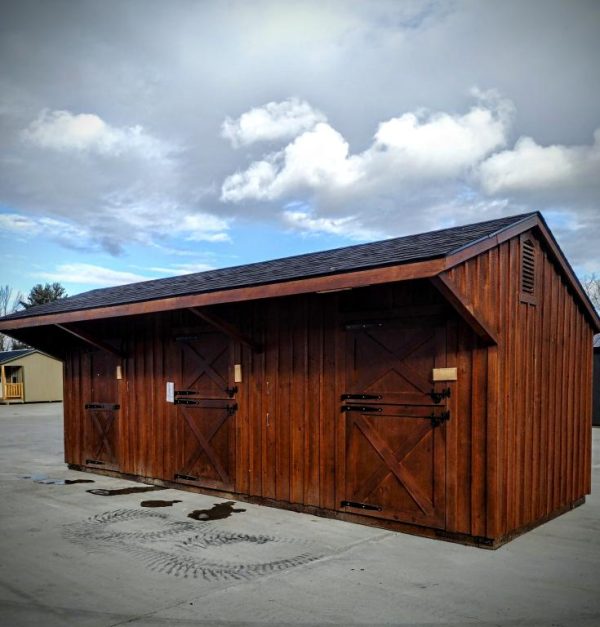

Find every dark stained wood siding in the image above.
[63,283,467,514]
[447,229,594,538]
[593,349,600,427]
[59,230,595,544]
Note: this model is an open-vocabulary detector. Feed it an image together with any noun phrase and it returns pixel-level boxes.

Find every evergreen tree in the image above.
[20,282,67,308]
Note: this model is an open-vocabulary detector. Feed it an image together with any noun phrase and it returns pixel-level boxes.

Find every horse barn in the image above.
[1,212,598,548]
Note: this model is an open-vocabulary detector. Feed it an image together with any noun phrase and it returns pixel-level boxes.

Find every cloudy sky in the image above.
[1,0,599,299]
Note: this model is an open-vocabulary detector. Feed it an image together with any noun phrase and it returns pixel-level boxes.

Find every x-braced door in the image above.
[83,351,120,471]
[341,316,448,529]
[174,331,237,491]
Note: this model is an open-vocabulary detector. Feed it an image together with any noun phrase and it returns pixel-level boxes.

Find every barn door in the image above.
[174,331,237,491]
[83,351,121,471]
[341,317,447,529]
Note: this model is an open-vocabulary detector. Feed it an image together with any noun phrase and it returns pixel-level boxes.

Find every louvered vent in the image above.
[520,238,536,302]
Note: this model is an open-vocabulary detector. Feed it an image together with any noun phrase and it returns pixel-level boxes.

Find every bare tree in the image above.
[582,274,600,313]
[0,285,24,352]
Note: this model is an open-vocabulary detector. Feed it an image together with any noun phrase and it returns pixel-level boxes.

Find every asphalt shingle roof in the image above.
[2,212,537,321]
[0,349,35,364]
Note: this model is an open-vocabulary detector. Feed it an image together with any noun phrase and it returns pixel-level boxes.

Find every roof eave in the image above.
[0,256,447,331]
[2,212,597,334]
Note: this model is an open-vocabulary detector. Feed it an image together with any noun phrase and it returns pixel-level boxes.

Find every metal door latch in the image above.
[225,386,238,398]
[174,473,198,481]
[341,393,383,401]
[341,500,383,511]
[341,405,383,414]
[429,410,450,427]
[427,387,451,404]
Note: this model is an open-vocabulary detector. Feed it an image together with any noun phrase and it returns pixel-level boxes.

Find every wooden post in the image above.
[0,364,5,400]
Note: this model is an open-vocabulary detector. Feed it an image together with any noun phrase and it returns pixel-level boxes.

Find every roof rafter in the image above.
[430,274,498,345]
[55,324,126,359]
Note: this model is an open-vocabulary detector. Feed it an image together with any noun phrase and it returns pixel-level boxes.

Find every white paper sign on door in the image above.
[166,381,175,403]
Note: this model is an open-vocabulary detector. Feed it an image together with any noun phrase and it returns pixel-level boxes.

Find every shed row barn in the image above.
[1,212,598,547]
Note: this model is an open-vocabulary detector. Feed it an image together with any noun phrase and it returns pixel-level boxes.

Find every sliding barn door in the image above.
[341,317,448,529]
[174,331,237,491]
[83,350,121,471]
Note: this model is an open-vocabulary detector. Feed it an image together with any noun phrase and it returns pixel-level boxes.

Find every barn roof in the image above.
[1,212,535,321]
[0,210,598,333]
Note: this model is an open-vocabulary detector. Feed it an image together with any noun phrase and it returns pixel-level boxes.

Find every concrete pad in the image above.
[1,403,599,626]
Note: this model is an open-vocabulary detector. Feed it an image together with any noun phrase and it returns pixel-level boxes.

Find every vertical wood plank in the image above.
[445,318,459,532]
[470,343,487,537]
[334,294,346,512]
[248,303,264,496]
[262,301,278,499]
[290,298,305,504]
[320,296,337,510]
[305,295,321,507]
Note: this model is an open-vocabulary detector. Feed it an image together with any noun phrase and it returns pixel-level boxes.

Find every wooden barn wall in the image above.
[593,351,600,427]
[62,281,491,538]
[446,230,594,538]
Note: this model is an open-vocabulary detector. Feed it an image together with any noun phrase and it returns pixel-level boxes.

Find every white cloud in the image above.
[373,95,512,178]
[222,122,363,201]
[177,214,232,242]
[22,109,169,159]
[0,212,39,234]
[478,130,600,194]
[282,209,383,241]
[146,262,215,275]
[37,263,151,286]
[0,212,94,249]
[0,207,231,254]
[221,98,326,148]
[221,93,512,204]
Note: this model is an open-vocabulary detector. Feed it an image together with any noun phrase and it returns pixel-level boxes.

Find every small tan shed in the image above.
[0,349,63,403]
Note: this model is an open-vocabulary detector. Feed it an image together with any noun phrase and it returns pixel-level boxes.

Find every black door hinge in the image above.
[429,410,450,427]
[427,388,451,404]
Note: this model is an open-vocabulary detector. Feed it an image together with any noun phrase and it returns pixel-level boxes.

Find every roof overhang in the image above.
[0,213,598,335]
[0,257,446,331]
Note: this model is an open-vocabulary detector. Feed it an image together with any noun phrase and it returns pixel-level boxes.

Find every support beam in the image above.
[0,258,445,331]
[430,274,498,345]
[55,324,126,358]
[188,308,261,352]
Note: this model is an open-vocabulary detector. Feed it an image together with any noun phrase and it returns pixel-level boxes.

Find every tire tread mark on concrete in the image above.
[63,509,324,582]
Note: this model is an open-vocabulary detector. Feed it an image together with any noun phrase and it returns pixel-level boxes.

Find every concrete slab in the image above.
[0,403,599,626]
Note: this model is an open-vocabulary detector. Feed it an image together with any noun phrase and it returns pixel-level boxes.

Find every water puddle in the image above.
[19,474,95,485]
[140,499,182,508]
[188,501,246,521]
[40,479,95,485]
[87,486,166,497]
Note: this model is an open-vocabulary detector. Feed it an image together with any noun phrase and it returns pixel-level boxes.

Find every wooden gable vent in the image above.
[520,235,537,304]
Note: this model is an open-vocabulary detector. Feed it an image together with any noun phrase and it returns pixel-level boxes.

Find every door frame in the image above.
[335,311,448,529]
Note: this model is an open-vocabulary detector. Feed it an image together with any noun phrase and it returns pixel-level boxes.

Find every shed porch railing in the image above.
[1,382,24,400]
